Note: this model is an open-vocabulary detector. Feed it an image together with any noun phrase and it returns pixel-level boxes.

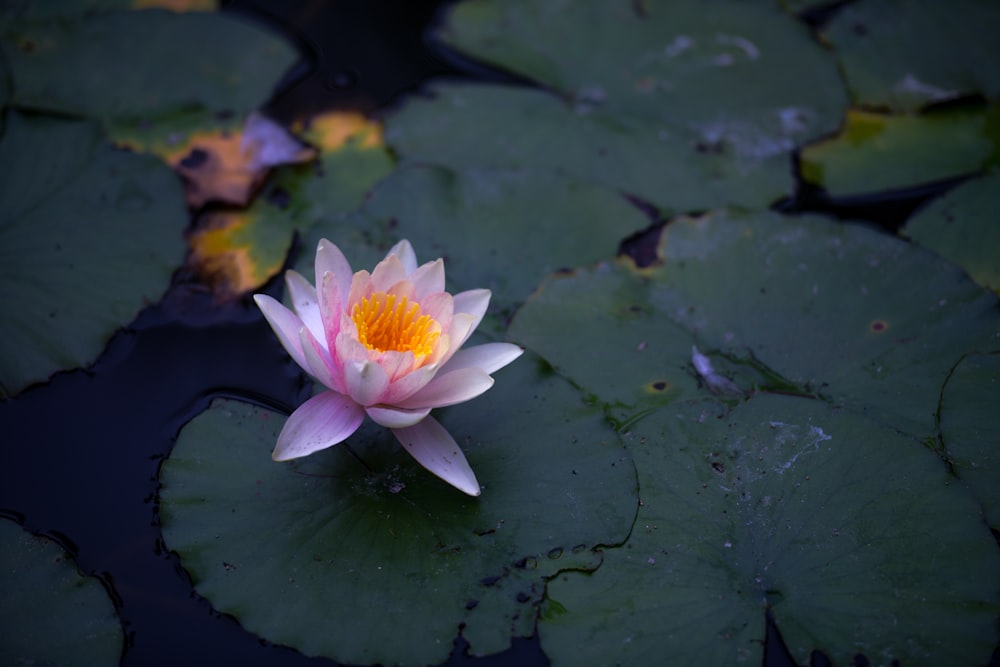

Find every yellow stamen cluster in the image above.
[351,292,440,359]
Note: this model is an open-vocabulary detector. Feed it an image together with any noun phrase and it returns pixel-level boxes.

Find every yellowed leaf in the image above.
[294,111,383,151]
[187,209,291,297]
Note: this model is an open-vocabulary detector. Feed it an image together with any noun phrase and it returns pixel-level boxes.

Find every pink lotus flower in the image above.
[253,239,523,495]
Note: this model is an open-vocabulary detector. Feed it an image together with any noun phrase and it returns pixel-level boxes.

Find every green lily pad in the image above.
[0,518,123,666]
[940,351,1000,529]
[159,354,636,665]
[0,111,187,397]
[902,169,1000,293]
[387,0,847,211]
[0,0,215,20]
[540,395,1000,666]
[799,105,1000,197]
[298,164,650,333]
[822,0,1000,111]
[508,209,1000,664]
[510,209,1000,438]
[1,9,297,120]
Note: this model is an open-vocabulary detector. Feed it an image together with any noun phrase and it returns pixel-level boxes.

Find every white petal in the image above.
[439,343,524,375]
[397,367,493,410]
[301,327,345,393]
[272,392,364,461]
[315,238,353,303]
[453,288,491,318]
[386,239,418,274]
[285,270,325,349]
[409,259,445,299]
[344,359,390,406]
[253,294,308,371]
[393,417,480,496]
[366,405,431,428]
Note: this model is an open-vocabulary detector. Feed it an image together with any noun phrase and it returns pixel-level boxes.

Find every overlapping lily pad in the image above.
[940,351,1000,529]
[799,105,1000,197]
[296,164,650,332]
[0,8,297,120]
[0,518,122,666]
[159,354,636,665]
[387,0,847,211]
[0,111,187,397]
[540,396,1000,666]
[822,0,1000,111]
[902,169,1000,293]
[510,210,1000,438]
[508,209,1000,664]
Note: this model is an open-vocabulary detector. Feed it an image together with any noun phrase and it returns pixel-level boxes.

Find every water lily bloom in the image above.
[253,239,523,496]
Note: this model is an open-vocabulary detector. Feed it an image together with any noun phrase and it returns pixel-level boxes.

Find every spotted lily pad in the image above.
[387,0,847,211]
[902,169,1000,293]
[0,518,122,666]
[822,0,1000,111]
[159,354,636,665]
[508,209,1000,664]
[0,8,297,120]
[799,105,1000,197]
[0,111,187,397]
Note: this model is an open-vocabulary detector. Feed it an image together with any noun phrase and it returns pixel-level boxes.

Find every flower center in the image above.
[351,292,441,359]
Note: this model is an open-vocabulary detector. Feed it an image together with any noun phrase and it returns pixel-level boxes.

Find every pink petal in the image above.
[314,238,353,305]
[409,259,445,299]
[318,271,346,346]
[253,294,308,371]
[386,239,418,274]
[393,417,480,496]
[272,391,364,461]
[346,270,374,310]
[396,367,494,410]
[286,271,325,349]
[418,292,454,329]
[366,405,430,428]
[370,254,407,292]
[344,359,390,406]
[379,364,439,404]
[300,327,345,393]
[377,349,418,381]
[439,343,524,375]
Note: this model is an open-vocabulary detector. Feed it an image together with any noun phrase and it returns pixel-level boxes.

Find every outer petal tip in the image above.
[393,417,481,496]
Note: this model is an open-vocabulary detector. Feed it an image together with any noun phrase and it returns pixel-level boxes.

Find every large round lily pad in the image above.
[387,0,847,211]
[0,111,187,397]
[902,169,1000,293]
[159,353,636,665]
[0,518,122,666]
[539,395,1000,666]
[0,8,297,120]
